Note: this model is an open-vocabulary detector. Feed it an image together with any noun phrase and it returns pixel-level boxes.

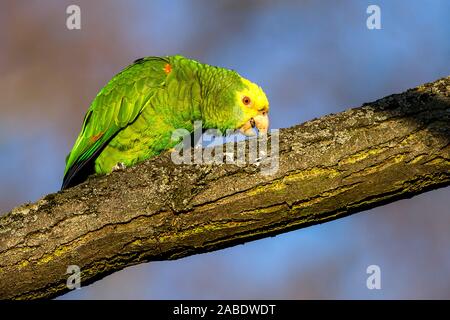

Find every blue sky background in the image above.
[0,0,449,299]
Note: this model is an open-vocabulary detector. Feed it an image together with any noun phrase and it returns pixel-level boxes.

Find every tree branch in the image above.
[1,77,449,299]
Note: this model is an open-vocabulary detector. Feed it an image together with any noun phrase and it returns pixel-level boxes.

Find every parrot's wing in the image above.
[62,57,169,190]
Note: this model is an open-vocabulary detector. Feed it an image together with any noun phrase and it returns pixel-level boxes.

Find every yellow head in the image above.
[235,77,270,136]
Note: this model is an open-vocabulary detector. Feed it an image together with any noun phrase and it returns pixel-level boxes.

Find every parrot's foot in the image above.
[112,162,127,172]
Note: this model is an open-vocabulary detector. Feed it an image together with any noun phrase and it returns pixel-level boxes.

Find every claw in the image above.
[112,162,127,171]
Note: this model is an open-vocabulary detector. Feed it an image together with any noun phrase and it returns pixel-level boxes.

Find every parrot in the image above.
[61,55,269,190]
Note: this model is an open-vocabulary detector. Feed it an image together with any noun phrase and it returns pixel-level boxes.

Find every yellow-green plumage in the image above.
[62,55,269,190]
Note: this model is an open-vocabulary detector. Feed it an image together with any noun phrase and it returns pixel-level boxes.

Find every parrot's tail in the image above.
[61,140,110,190]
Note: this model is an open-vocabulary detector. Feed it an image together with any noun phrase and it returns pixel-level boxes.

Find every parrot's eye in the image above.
[242,96,251,106]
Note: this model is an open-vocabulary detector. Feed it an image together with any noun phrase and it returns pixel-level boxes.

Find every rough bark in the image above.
[1,77,449,299]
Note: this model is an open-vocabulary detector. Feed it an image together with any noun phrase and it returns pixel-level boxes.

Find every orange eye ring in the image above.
[242,96,251,106]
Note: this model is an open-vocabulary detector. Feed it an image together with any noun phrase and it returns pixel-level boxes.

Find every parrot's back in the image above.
[62,56,193,190]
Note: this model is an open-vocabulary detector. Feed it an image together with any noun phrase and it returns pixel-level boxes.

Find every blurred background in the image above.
[1,0,449,299]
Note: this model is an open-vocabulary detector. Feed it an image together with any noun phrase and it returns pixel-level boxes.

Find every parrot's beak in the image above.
[239,112,269,136]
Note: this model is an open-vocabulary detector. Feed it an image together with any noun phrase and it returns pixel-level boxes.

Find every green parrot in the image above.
[62,55,269,190]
